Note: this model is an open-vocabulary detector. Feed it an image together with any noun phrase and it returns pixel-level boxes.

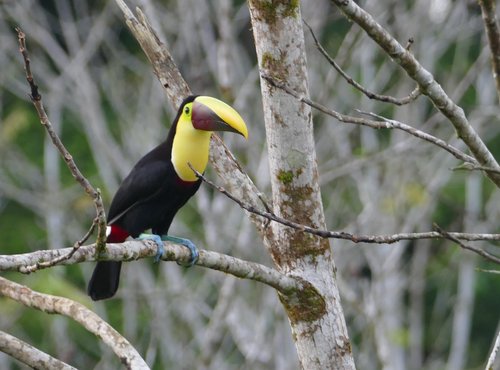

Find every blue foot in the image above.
[161,235,199,267]
[138,233,164,263]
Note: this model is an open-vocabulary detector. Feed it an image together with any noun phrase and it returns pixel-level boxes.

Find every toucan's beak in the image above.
[192,96,248,139]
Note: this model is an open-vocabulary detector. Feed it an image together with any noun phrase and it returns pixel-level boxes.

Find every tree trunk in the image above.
[248,1,356,369]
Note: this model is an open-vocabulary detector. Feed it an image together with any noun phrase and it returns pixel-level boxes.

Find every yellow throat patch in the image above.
[171,103,212,182]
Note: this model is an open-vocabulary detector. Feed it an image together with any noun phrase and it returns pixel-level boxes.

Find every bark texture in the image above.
[248,1,355,369]
[0,330,76,370]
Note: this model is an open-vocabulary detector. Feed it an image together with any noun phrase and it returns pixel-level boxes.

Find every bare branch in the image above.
[262,75,477,166]
[330,0,500,188]
[452,163,500,176]
[478,0,500,103]
[476,268,500,275]
[433,224,500,264]
[112,0,271,239]
[0,330,76,370]
[0,241,299,294]
[22,217,99,273]
[0,277,149,370]
[189,165,500,264]
[113,0,189,106]
[485,326,500,370]
[304,20,421,106]
[356,110,478,165]
[15,28,107,256]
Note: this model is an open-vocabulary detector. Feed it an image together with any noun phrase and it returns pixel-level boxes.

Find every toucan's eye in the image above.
[184,106,190,115]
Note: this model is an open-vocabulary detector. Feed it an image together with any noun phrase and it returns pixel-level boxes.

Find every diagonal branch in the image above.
[113,0,189,106]
[433,224,500,264]
[355,110,484,167]
[189,165,500,264]
[0,277,149,370]
[0,330,76,370]
[304,20,421,106]
[263,75,478,166]
[452,162,500,175]
[478,0,500,103]
[485,325,500,370]
[21,219,99,273]
[15,28,107,257]
[112,0,272,239]
[330,0,500,188]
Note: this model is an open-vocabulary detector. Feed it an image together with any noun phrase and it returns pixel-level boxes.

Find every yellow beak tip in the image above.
[194,96,249,139]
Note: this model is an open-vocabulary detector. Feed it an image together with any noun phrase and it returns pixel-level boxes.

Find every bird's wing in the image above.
[107,160,172,225]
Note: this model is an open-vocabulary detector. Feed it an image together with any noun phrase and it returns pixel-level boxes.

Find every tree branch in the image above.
[485,326,500,370]
[452,163,500,176]
[189,165,500,264]
[15,28,107,256]
[0,277,149,370]
[0,241,299,294]
[112,0,272,239]
[476,268,500,275]
[478,0,500,103]
[0,330,76,370]
[112,0,189,106]
[262,75,478,166]
[304,20,421,106]
[433,224,500,264]
[330,0,500,188]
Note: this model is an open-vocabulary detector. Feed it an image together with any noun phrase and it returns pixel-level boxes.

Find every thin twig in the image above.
[189,164,500,264]
[262,74,478,166]
[21,218,99,273]
[356,109,479,165]
[476,268,500,275]
[265,73,500,178]
[451,162,500,175]
[433,224,500,264]
[15,28,107,258]
[329,0,500,188]
[304,20,421,106]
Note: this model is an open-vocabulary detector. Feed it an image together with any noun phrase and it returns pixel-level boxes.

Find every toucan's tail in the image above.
[88,225,129,301]
[88,261,122,301]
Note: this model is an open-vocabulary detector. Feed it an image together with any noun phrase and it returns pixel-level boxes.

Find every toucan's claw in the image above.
[161,235,199,267]
[139,233,164,263]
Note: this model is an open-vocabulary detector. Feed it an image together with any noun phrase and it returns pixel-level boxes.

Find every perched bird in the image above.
[88,95,248,300]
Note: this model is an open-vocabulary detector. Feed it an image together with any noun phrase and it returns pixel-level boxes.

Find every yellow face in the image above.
[171,96,248,182]
[171,110,212,182]
[179,101,194,124]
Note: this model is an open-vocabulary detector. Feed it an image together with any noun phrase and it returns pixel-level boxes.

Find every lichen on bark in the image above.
[249,0,356,368]
[278,279,327,324]
[249,0,300,25]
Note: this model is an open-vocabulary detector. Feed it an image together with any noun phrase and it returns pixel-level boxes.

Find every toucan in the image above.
[87,95,248,301]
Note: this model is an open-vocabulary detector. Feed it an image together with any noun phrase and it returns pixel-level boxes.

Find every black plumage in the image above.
[87,94,247,301]
[88,96,201,301]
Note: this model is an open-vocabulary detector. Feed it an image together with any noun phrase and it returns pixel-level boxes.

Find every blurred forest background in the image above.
[0,0,499,369]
